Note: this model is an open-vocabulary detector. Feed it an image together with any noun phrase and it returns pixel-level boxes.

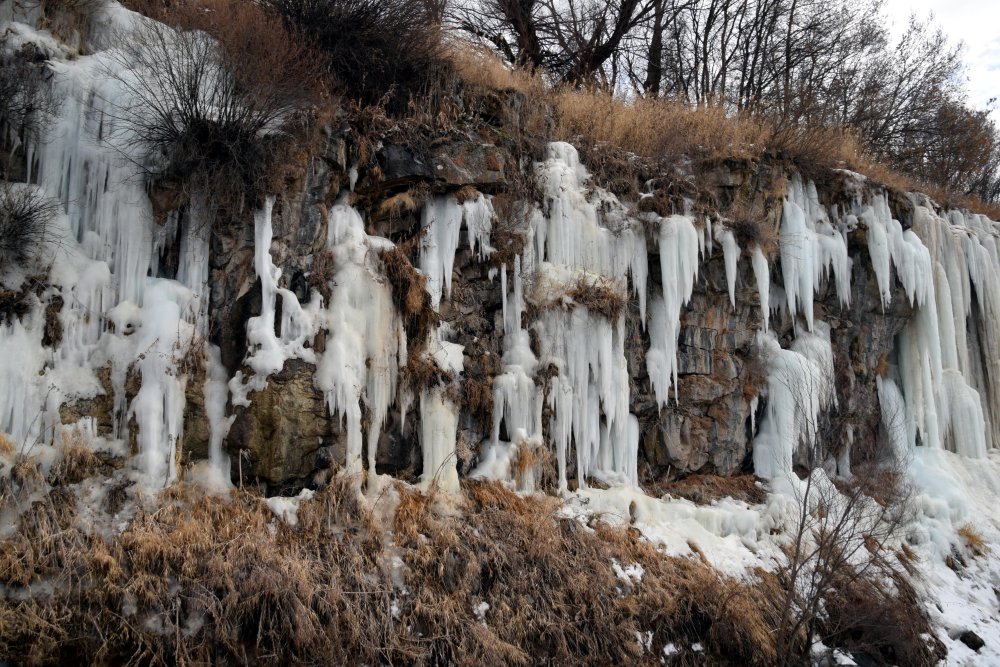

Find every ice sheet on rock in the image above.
[419,192,496,309]
[128,279,199,487]
[752,324,835,481]
[230,199,319,407]
[419,388,460,494]
[532,142,649,321]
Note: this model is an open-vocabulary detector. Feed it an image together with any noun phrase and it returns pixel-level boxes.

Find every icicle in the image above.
[419,196,464,309]
[751,245,770,331]
[716,226,739,309]
[647,215,701,407]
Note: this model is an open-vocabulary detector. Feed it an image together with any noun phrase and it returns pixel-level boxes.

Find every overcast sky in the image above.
[882,0,999,113]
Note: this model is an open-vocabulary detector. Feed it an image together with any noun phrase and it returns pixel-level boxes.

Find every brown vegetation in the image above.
[263,0,446,112]
[651,473,768,505]
[568,275,628,320]
[379,246,439,355]
[0,476,794,666]
[958,524,989,558]
[445,41,1000,218]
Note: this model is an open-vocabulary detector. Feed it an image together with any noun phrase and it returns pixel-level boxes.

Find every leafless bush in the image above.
[104,0,323,209]
[263,0,446,112]
[0,184,59,265]
[768,461,940,665]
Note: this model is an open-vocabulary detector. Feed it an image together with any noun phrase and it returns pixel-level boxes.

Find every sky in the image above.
[881,0,1000,114]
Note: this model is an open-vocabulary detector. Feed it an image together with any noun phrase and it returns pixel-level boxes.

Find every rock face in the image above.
[225,360,341,490]
[50,127,925,492]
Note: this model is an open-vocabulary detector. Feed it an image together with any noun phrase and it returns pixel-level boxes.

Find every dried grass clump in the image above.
[652,473,767,506]
[379,246,438,353]
[569,275,628,320]
[958,524,988,558]
[36,0,104,47]
[0,434,14,456]
[818,565,945,666]
[725,191,779,258]
[462,375,494,425]
[46,440,122,487]
[375,190,422,221]
[400,351,453,394]
[488,192,530,268]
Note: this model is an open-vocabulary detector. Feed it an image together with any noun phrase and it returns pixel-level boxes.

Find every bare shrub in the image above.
[0,185,59,265]
[105,0,324,210]
[768,463,941,665]
[263,0,446,111]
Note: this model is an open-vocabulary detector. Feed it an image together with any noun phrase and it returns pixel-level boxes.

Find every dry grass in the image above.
[0,475,790,666]
[958,524,989,558]
[553,92,769,166]
[45,437,123,488]
[36,0,103,48]
[0,433,13,456]
[379,246,438,355]
[568,275,628,320]
[462,375,494,426]
[650,473,768,506]
[445,42,1000,218]
[400,350,453,393]
[818,565,945,666]
[375,190,422,221]
[724,191,780,258]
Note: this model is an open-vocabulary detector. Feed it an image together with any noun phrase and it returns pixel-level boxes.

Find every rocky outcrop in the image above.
[56,119,921,492]
[225,359,340,490]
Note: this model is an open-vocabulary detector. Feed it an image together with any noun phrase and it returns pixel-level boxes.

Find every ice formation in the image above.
[779,176,851,331]
[647,215,701,407]
[315,201,405,479]
[752,324,836,482]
